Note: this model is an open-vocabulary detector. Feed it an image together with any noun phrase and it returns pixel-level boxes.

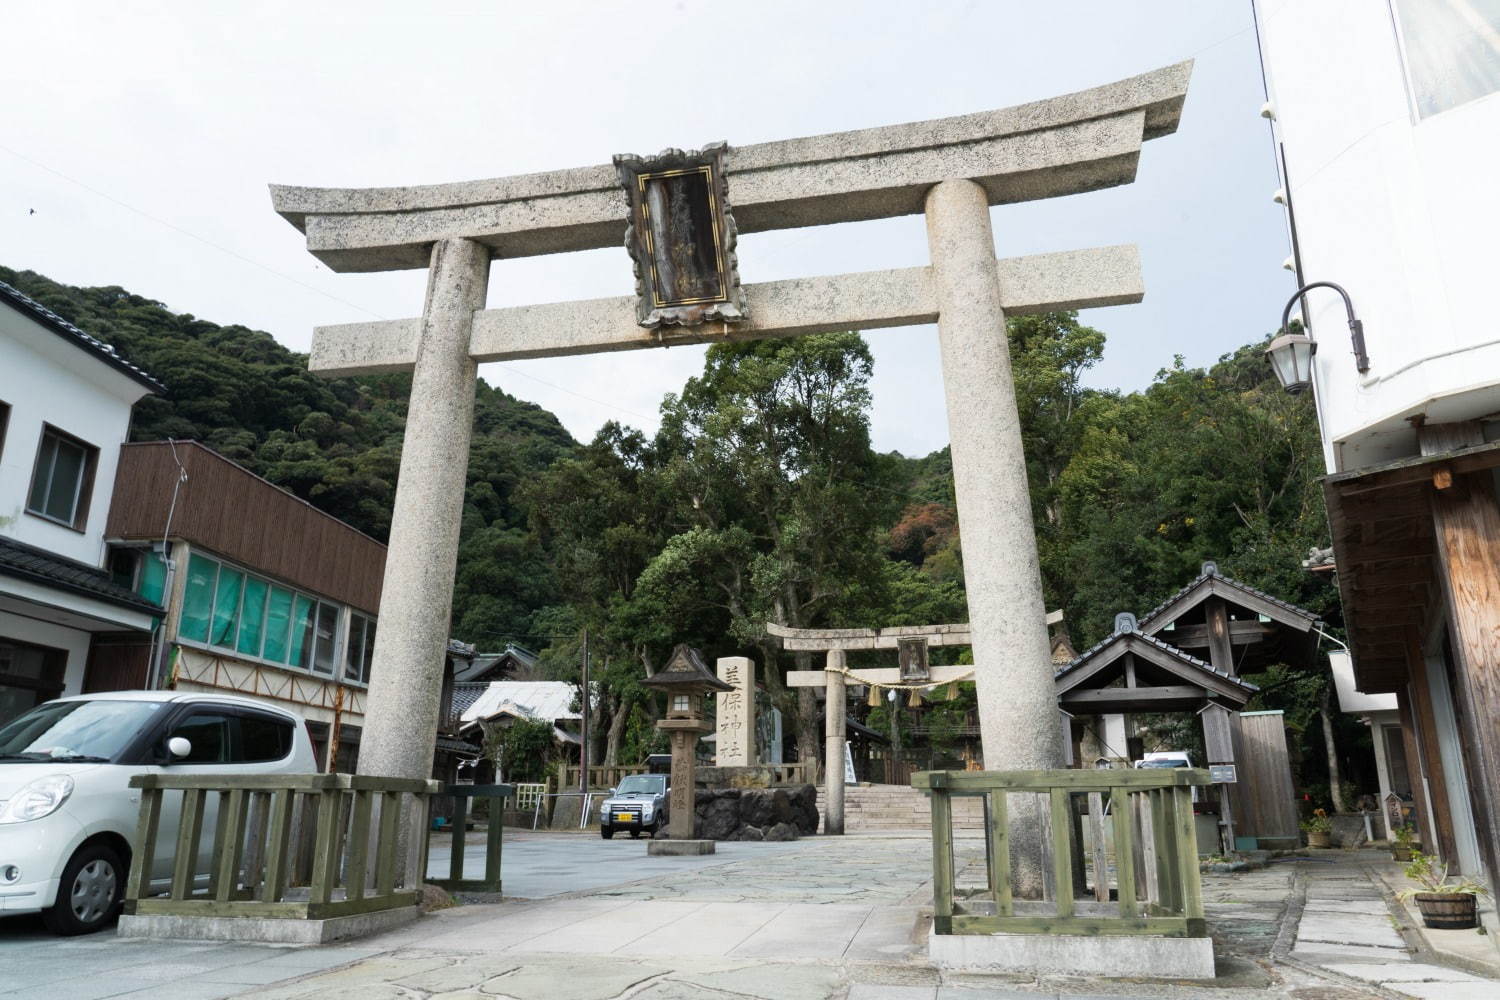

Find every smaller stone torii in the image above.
[773,613,1062,834]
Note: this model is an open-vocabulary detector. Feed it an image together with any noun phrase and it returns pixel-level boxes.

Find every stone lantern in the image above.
[642,644,733,856]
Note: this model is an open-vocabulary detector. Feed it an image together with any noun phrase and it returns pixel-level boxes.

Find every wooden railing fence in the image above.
[913,768,1209,938]
[427,783,511,894]
[125,773,440,921]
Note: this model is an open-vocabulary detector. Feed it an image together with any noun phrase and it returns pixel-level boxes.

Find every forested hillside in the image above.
[4,265,1356,805]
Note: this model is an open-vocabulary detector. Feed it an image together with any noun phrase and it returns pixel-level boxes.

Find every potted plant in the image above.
[1392,823,1419,862]
[1302,808,1333,848]
[1398,851,1489,930]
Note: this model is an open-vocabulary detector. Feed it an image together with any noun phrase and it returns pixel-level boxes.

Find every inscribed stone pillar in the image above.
[357,238,489,780]
[926,179,1063,892]
[668,729,697,840]
[715,657,755,767]
[824,649,848,835]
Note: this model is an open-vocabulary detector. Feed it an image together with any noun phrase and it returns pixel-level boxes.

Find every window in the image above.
[236,577,268,656]
[345,613,376,685]
[172,551,368,682]
[170,711,234,764]
[179,554,218,643]
[0,639,68,728]
[27,425,98,529]
[263,586,293,662]
[239,712,293,763]
[1392,0,1500,118]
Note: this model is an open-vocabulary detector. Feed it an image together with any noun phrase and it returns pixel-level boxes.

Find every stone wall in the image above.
[690,785,819,841]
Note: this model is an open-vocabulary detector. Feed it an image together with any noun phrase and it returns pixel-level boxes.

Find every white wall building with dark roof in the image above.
[0,281,163,723]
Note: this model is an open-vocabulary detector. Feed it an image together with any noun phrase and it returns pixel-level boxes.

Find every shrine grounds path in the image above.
[1,834,1497,999]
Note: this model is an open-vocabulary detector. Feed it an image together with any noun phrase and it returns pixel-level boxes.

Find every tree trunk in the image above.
[1320,684,1345,811]
[603,695,628,767]
[796,685,821,783]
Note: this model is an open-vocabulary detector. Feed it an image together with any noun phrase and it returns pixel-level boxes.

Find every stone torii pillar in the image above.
[268,61,1192,824]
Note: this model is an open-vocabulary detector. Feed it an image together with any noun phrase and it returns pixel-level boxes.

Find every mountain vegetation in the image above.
[2,265,1360,806]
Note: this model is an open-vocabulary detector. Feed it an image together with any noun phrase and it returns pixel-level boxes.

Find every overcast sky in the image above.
[2,1,1292,457]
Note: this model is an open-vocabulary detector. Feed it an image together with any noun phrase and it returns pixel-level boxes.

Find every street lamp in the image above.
[1268,281,1369,393]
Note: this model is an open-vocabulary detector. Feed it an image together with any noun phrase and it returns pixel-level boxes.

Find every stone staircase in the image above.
[843,783,985,832]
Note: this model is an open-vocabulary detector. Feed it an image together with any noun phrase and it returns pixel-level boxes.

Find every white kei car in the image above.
[0,691,315,934]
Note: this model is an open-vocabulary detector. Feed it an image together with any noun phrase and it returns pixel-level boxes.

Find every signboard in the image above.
[898,636,931,683]
[1209,764,1237,784]
[614,142,746,329]
[844,740,857,786]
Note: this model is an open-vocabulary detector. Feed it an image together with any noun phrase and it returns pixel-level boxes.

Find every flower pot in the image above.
[1392,847,1414,862]
[1412,892,1479,930]
[1307,831,1332,848]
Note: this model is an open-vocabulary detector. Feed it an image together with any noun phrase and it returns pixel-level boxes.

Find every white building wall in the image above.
[1257,0,1500,471]
[0,304,148,564]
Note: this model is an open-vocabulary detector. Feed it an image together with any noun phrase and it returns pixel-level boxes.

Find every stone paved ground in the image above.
[5,836,1498,999]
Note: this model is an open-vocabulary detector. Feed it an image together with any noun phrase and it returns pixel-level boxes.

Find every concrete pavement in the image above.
[5,834,1500,999]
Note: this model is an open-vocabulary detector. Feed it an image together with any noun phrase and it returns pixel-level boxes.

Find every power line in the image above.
[0,141,388,322]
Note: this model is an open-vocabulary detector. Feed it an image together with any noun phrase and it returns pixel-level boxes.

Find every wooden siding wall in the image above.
[1237,712,1300,841]
[83,633,152,692]
[107,442,385,613]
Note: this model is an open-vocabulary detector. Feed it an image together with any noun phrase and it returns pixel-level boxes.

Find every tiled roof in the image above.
[1055,627,1259,693]
[0,534,162,616]
[454,643,538,683]
[448,681,488,724]
[0,280,165,392]
[1138,563,1319,631]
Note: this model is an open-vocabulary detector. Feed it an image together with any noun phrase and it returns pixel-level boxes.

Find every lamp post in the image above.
[642,644,733,856]
[1267,281,1368,393]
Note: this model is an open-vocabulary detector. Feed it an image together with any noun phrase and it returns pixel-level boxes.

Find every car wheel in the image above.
[42,844,124,936]
[600,825,614,840]
[649,818,662,838]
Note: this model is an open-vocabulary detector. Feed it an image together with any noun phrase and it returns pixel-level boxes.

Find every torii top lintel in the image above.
[269,62,1190,274]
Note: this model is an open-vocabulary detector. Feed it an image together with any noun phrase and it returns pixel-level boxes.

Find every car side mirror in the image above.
[166,736,192,761]
[606,787,616,796]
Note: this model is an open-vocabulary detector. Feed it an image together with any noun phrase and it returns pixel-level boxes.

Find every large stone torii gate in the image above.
[269,65,1192,864]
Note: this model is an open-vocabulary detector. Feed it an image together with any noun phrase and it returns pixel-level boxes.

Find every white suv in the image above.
[0,691,316,934]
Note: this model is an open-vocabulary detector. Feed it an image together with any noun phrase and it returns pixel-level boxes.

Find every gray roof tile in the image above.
[0,280,165,392]
[0,535,162,616]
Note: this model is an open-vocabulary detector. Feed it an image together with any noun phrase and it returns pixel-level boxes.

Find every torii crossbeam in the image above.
[269,64,1192,885]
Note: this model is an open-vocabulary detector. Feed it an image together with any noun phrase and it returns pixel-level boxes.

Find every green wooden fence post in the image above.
[261,788,295,903]
[929,778,955,934]
[126,785,162,907]
[171,789,205,900]
[1172,786,1204,928]
[212,789,250,902]
[344,789,374,902]
[1109,788,1136,918]
[308,788,342,906]
[1050,787,1074,918]
[986,790,1011,916]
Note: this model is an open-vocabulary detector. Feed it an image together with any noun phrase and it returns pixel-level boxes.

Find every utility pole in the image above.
[579,627,590,793]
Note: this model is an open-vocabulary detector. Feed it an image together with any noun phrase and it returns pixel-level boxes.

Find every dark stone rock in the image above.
[699,796,742,841]
[739,789,777,828]
[788,784,819,834]
[764,821,799,842]
[735,825,764,841]
[770,788,793,825]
